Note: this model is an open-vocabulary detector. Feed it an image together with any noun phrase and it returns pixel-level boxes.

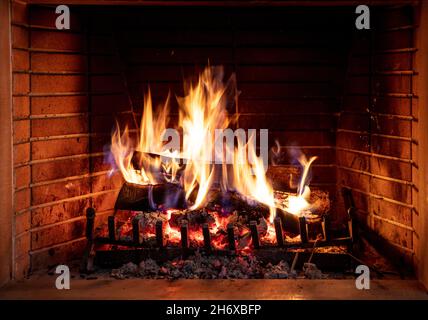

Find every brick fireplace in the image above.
[1,0,428,292]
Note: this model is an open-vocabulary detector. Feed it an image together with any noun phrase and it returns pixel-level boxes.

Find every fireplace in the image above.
[1,0,428,294]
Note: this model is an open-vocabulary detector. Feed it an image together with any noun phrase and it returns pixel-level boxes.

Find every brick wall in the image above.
[11,2,130,277]
[336,5,417,267]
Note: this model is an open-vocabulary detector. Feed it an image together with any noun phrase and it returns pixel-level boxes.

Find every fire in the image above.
[110,90,178,185]
[110,65,318,248]
[178,67,232,209]
[284,154,318,215]
[226,133,276,223]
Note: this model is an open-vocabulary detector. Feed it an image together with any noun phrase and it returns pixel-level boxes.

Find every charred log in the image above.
[115,182,187,211]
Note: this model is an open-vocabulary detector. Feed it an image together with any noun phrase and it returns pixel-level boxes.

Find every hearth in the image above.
[1,0,428,293]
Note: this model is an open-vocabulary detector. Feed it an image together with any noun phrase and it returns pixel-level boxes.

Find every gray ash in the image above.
[110,252,304,280]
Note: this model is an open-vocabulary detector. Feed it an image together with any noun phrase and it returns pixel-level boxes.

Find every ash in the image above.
[110,252,305,280]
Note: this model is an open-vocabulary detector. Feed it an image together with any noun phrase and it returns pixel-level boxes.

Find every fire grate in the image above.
[81,184,359,272]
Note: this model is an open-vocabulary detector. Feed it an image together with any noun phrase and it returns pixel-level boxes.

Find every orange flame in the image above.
[110,66,318,244]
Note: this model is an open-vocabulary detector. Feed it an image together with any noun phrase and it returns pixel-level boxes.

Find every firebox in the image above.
[1,0,428,295]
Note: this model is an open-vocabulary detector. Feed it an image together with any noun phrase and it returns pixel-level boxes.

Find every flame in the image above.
[285,154,318,215]
[225,133,276,223]
[111,90,178,185]
[111,66,275,215]
[178,67,231,209]
[110,65,318,246]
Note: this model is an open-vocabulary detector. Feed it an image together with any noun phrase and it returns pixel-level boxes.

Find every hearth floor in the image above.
[0,274,427,300]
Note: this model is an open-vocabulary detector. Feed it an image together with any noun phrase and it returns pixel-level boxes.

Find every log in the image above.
[115,182,187,211]
[131,151,187,183]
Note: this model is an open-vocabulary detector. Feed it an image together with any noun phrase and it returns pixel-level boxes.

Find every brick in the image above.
[337,169,370,193]
[29,6,59,27]
[238,114,336,131]
[237,65,341,82]
[31,53,87,72]
[91,135,112,153]
[31,219,86,251]
[93,190,119,212]
[92,154,111,172]
[12,49,29,71]
[30,239,86,272]
[336,131,370,153]
[372,198,412,227]
[337,150,369,171]
[13,142,30,165]
[352,192,370,215]
[31,178,90,206]
[371,177,412,205]
[90,75,125,92]
[32,198,89,228]
[370,157,412,182]
[371,136,411,159]
[32,137,89,160]
[270,130,335,147]
[31,30,85,51]
[126,47,232,64]
[32,157,89,183]
[374,29,413,51]
[31,116,88,137]
[12,25,28,48]
[13,119,30,144]
[90,55,121,73]
[373,218,413,249]
[15,165,31,189]
[375,75,412,95]
[91,113,130,134]
[15,211,31,236]
[32,75,87,93]
[14,254,30,280]
[31,95,88,114]
[14,188,30,212]
[239,99,333,114]
[338,113,370,132]
[376,6,413,29]
[91,94,130,114]
[92,172,122,193]
[11,1,28,24]
[15,231,30,258]
[13,73,29,94]
[375,52,412,71]
[12,96,30,118]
